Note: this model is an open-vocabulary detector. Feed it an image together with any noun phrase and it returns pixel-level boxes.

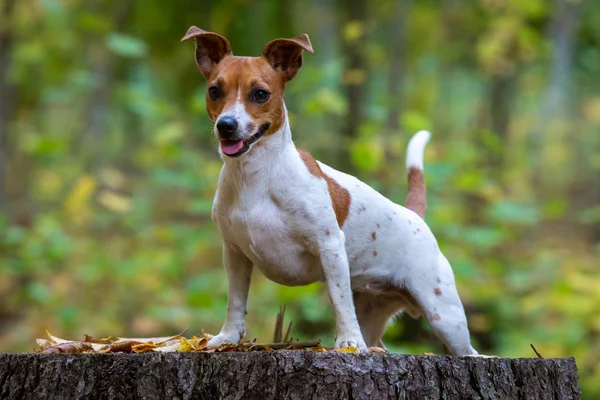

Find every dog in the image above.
[181,26,478,355]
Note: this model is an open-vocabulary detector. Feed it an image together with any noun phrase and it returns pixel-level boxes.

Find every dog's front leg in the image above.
[320,233,368,351]
[207,244,253,347]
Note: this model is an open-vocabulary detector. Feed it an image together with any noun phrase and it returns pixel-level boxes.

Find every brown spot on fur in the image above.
[436,277,441,284]
[325,230,330,236]
[432,313,441,321]
[371,232,376,240]
[373,250,377,257]
[406,167,426,218]
[434,288,442,296]
[297,148,351,227]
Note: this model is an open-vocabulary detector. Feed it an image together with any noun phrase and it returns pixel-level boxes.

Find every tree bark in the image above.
[0,352,581,399]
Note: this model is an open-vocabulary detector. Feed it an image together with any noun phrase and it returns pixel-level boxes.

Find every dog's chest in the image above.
[215,191,324,286]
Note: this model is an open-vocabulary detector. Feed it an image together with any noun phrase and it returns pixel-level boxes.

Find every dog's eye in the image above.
[252,89,270,103]
[208,86,222,100]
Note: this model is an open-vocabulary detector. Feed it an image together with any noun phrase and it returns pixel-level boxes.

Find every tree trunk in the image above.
[0,0,17,213]
[337,0,368,173]
[0,352,581,399]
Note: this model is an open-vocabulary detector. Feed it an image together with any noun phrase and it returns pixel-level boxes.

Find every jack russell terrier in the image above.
[181,26,478,355]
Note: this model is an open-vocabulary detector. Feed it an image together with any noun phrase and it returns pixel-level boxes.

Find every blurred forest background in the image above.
[0,0,599,396]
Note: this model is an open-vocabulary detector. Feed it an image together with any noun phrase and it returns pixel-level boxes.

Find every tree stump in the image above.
[0,352,581,399]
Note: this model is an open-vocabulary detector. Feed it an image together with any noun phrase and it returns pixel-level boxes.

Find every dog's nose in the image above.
[217,117,238,138]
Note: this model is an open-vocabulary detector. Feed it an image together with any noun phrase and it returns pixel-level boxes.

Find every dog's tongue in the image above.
[221,140,244,155]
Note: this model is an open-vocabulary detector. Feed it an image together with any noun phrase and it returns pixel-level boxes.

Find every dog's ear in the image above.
[262,34,314,82]
[181,26,232,78]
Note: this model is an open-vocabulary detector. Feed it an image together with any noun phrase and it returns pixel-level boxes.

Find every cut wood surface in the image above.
[0,352,581,400]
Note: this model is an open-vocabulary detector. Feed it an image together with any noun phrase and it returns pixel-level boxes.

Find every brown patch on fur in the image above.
[371,232,376,240]
[432,313,441,321]
[205,56,286,136]
[434,288,442,296]
[297,148,351,227]
[436,277,441,284]
[325,230,330,236]
[373,250,377,257]
[406,167,426,218]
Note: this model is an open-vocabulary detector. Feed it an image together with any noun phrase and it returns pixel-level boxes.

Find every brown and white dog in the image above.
[181,27,478,354]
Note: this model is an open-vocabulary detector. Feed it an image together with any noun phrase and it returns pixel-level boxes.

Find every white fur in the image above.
[208,104,477,355]
[214,89,253,142]
[406,130,431,170]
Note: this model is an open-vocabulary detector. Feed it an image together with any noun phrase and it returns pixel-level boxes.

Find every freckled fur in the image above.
[184,28,478,355]
[297,148,351,227]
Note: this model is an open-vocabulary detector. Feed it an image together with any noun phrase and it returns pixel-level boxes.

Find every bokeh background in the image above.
[0,0,599,396]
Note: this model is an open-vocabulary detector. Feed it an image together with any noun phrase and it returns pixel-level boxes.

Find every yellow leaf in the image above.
[335,346,359,354]
[177,337,194,352]
[64,175,96,221]
[132,342,158,353]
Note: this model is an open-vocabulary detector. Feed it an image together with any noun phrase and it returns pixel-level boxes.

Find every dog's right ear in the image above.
[181,26,232,78]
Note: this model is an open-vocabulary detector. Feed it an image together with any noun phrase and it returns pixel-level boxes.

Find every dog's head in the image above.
[181,27,313,158]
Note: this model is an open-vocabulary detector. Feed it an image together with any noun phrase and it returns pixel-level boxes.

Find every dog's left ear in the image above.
[262,34,314,82]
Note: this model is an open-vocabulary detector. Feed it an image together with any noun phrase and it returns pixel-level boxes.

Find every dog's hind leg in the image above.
[408,253,478,355]
[353,292,402,348]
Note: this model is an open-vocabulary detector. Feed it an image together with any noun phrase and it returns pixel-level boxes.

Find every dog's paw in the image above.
[207,331,242,348]
[335,335,368,352]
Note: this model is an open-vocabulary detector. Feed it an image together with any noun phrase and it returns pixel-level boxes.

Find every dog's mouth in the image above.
[220,123,270,157]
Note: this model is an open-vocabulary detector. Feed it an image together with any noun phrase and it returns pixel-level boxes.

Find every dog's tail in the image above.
[405,130,431,218]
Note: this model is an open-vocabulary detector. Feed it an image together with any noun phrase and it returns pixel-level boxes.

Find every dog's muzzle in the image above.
[219,123,270,157]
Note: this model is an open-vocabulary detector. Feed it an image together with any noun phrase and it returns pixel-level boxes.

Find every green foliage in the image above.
[1,0,599,397]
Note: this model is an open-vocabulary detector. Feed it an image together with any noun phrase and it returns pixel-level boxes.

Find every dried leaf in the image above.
[335,346,359,354]
[177,337,194,352]
[154,343,179,353]
[42,341,93,354]
[108,341,141,353]
[132,342,158,353]
[248,344,273,352]
[84,335,109,344]
[90,343,110,352]
[45,330,72,345]
[36,339,53,350]
[214,343,244,352]
[189,336,209,351]
[368,347,387,354]
[114,330,186,346]
[201,330,213,339]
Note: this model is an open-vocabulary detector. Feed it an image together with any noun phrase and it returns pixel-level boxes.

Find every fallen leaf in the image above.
[42,342,93,354]
[45,330,72,345]
[108,341,141,353]
[177,337,194,352]
[132,342,158,353]
[335,346,359,354]
[368,347,388,354]
[84,335,109,344]
[189,336,209,351]
[36,339,53,350]
[248,344,273,352]
[154,343,179,353]
[114,330,186,346]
